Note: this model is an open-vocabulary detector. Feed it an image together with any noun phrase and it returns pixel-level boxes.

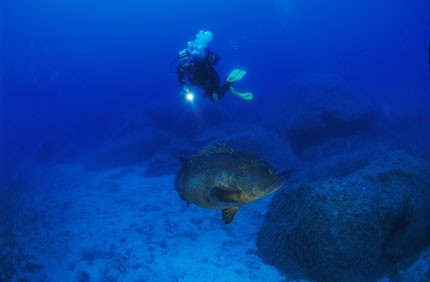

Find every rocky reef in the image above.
[257,151,430,282]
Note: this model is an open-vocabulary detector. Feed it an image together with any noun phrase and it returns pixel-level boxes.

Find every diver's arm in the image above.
[177,68,186,85]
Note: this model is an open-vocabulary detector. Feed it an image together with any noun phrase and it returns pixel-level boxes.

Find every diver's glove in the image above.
[182,85,190,95]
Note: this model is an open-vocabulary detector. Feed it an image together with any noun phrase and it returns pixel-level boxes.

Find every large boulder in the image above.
[257,151,430,282]
[191,122,296,174]
[142,122,297,177]
[295,140,388,182]
[267,75,379,152]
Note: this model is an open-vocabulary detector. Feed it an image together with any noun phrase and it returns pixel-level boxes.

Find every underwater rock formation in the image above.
[269,76,379,151]
[296,143,388,182]
[257,150,430,282]
[192,122,296,174]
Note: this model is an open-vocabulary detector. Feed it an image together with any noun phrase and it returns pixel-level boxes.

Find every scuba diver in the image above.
[177,31,252,103]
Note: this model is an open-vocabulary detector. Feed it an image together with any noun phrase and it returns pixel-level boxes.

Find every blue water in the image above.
[1,0,429,281]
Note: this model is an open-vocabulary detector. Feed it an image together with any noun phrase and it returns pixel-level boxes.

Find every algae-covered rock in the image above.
[257,151,430,282]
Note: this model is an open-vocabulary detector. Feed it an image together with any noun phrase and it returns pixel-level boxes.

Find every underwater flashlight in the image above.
[182,86,195,102]
[185,92,194,102]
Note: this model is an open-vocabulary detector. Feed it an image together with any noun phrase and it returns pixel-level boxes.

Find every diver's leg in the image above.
[202,88,218,102]
[207,89,220,103]
[216,81,233,101]
[211,93,219,103]
[204,70,222,102]
[207,68,233,102]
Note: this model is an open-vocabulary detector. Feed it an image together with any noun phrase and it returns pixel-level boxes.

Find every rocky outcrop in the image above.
[257,151,430,282]
[269,76,379,151]
[192,123,296,174]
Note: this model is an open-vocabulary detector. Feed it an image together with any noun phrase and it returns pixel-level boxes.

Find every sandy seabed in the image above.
[7,163,286,282]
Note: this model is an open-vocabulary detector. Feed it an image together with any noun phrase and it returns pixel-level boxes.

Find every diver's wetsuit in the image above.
[178,49,232,102]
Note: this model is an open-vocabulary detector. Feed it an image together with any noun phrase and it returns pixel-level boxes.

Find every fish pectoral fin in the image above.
[222,207,239,224]
[209,187,242,205]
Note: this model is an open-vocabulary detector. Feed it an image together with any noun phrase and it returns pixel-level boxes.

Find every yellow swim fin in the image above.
[226,69,247,83]
[229,87,253,100]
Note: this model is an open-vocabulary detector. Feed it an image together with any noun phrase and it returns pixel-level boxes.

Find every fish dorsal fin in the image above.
[197,144,233,156]
[184,144,233,160]
[209,187,242,206]
[222,207,239,224]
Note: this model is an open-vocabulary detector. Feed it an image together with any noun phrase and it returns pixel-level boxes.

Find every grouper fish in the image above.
[174,145,284,224]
